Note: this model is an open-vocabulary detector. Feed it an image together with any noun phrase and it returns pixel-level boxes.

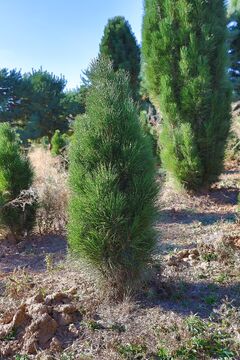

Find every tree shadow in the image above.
[0,235,67,273]
[139,280,240,319]
[159,209,236,225]
[208,187,239,206]
[224,169,240,175]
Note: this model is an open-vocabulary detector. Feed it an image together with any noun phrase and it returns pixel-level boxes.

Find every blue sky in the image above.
[0,0,143,89]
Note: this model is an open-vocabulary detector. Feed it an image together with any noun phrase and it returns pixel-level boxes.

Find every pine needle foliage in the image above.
[99,16,140,100]
[142,0,231,190]
[0,123,35,237]
[228,0,240,100]
[51,129,65,156]
[68,58,158,296]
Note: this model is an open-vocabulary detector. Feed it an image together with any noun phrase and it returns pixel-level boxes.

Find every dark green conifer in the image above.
[0,123,35,238]
[100,16,140,100]
[68,59,158,296]
[142,0,231,189]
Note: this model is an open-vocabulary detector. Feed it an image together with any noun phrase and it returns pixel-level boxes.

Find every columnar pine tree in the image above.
[142,0,231,189]
[68,58,158,296]
[0,123,35,238]
[99,16,140,100]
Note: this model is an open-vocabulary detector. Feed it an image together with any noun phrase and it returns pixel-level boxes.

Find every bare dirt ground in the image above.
[0,160,239,359]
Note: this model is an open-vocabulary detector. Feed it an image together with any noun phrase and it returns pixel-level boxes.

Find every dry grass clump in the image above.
[28,146,68,234]
[4,268,35,300]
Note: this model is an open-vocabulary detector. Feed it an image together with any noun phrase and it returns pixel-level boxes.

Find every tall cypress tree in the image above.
[142,0,231,190]
[68,58,157,296]
[99,16,140,100]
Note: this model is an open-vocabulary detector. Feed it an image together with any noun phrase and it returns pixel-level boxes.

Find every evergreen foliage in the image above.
[62,85,88,119]
[99,16,140,100]
[142,0,231,189]
[68,58,158,296]
[51,129,65,156]
[0,69,30,124]
[228,0,240,100]
[0,123,35,238]
[0,68,69,138]
[23,69,67,140]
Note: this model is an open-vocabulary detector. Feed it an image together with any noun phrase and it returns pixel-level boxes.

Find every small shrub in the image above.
[157,347,171,360]
[118,343,147,359]
[201,252,218,262]
[15,355,29,360]
[68,58,158,297]
[185,315,207,336]
[51,129,65,156]
[3,328,17,341]
[86,320,104,331]
[0,123,36,239]
[110,322,126,333]
[60,354,75,360]
[204,295,217,306]
[174,332,235,359]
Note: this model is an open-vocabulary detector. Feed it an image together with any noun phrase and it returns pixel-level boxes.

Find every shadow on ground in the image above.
[159,209,236,226]
[0,235,67,273]
[209,187,239,205]
[140,280,240,319]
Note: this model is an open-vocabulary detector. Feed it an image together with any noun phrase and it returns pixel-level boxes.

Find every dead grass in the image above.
[29,146,68,235]
[0,257,239,359]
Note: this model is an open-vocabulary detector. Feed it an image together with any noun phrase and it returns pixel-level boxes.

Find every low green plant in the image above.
[15,355,29,360]
[157,347,171,359]
[118,343,147,359]
[86,320,104,331]
[185,315,207,335]
[173,315,236,359]
[110,322,126,333]
[175,332,235,359]
[3,328,17,341]
[51,129,65,156]
[215,273,228,284]
[60,353,75,360]
[201,252,218,262]
[0,123,36,239]
[204,295,217,306]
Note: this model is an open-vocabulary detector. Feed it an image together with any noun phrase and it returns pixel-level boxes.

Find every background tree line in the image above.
[0,68,87,140]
